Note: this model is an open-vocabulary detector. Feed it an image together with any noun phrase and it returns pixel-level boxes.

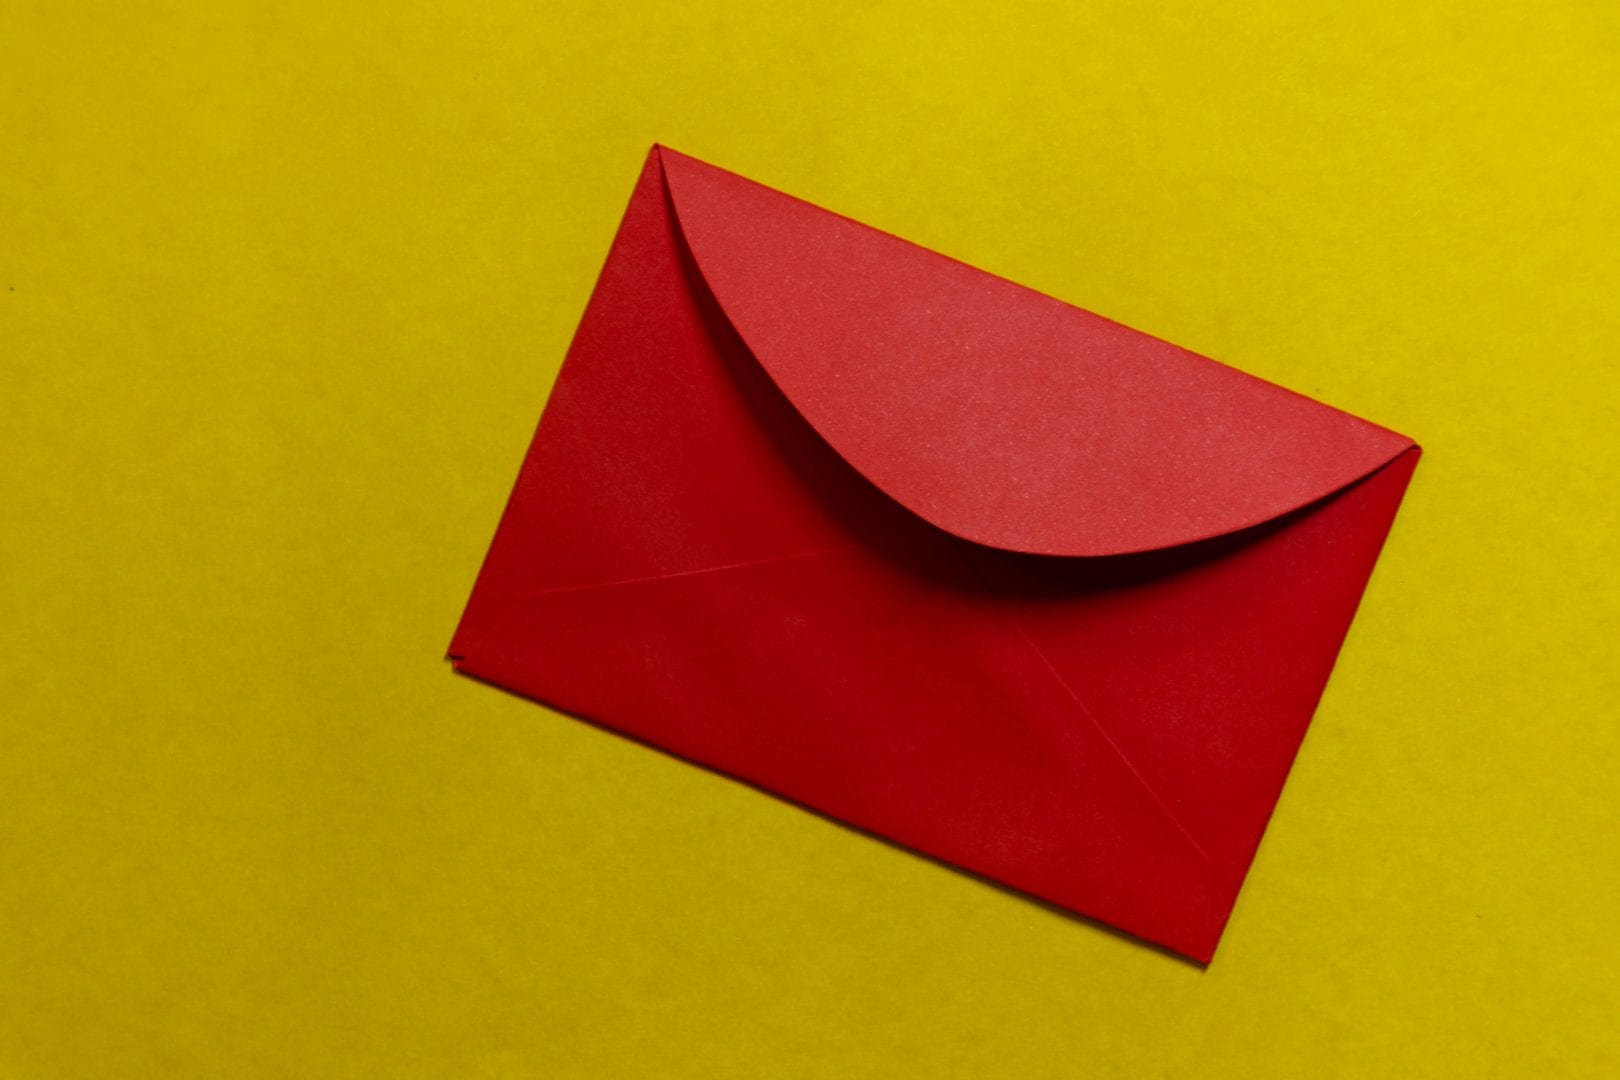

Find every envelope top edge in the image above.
[656,145,1415,558]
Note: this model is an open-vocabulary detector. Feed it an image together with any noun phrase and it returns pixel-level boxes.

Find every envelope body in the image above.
[450,146,1418,962]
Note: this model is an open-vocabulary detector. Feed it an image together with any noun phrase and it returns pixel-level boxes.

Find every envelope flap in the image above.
[659,146,1414,557]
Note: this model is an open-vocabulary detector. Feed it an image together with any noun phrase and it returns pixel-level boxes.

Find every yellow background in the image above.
[4,2,1617,1075]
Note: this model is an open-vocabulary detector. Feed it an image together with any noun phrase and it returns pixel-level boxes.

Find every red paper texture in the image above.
[450,147,1419,962]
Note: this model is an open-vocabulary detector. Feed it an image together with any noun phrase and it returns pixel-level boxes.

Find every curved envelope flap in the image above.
[658,146,1414,557]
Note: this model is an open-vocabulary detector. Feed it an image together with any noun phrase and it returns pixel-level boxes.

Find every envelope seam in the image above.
[1005,619,1212,865]
[455,544,870,663]
[514,542,869,600]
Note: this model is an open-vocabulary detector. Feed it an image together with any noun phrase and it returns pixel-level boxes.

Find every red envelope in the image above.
[450,146,1419,962]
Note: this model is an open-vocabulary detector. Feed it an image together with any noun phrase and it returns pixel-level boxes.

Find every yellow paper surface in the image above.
[3,3,1617,1076]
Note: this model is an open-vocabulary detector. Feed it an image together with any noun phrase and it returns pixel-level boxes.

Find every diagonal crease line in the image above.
[1007,618,1212,864]
[942,543,1210,863]
[456,542,870,663]
[518,542,869,601]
